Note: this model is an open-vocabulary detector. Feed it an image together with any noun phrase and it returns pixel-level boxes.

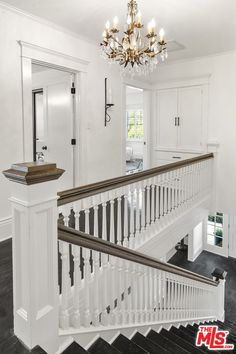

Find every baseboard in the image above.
[0,216,12,242]
[166,247,177,262]
[192,248,203,262]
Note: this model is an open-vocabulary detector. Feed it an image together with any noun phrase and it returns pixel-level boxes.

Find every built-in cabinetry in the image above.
[153,80,208,166]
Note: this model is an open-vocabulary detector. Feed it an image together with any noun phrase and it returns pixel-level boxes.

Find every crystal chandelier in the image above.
[101,0,168,75]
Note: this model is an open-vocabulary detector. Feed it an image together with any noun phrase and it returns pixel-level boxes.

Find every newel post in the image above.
[3,162,64,354]
[212,268,227,321]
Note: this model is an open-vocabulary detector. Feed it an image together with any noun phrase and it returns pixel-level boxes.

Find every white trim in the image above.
[123,78,152,91]
[153,76,211,90]
[20,42,87,187]
[153,146,204,154]
[19,41,90,73]
[0,216,12,242]
[0,1,96,45]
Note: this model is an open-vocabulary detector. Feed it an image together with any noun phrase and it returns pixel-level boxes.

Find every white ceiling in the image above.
[3,0,236,61]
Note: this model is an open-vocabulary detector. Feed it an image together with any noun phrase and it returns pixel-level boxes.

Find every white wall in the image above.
[0,5,124,239]
[188,222,203,262]
[151,51,236,216]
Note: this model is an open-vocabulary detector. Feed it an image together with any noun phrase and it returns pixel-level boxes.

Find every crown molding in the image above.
[19,40,90,72]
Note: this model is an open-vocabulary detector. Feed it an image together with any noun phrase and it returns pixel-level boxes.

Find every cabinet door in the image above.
[178,86,203,151]
[156,89,178,150]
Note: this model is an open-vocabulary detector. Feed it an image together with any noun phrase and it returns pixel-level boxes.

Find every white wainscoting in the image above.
[0,216,12,242]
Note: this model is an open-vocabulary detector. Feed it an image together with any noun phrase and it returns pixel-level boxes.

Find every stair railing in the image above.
[58,223,223,333]
[58,153,214,250]
[2,155,219,353]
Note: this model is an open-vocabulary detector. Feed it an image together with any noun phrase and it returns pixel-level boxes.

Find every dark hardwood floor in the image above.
[169,249,236,322]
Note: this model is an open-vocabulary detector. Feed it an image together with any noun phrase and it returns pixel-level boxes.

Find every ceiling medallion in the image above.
[100,0,168,75]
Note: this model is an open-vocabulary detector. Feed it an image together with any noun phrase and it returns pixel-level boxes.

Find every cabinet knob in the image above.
[42,146,48,150]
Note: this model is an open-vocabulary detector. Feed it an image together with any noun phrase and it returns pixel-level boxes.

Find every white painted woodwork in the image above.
[178,86,203,151]
[9,179,60,353]
[33,70,75,190]
[156,89,178,150]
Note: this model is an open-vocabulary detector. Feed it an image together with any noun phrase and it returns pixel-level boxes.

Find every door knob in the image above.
[42,146,47,150]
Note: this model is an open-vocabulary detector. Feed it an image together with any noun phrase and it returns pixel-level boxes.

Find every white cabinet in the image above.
[155,85,206,153]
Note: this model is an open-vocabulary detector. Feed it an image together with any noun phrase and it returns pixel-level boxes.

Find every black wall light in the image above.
[105,78,114,126]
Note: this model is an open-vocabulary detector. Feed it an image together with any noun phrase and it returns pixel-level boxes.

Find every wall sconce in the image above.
[105,78,114,126]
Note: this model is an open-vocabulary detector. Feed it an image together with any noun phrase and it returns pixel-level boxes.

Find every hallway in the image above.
[169,250,236,322]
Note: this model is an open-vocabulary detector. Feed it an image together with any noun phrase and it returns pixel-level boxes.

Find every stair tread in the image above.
[160,328,205,354]
[0,332,47,354]
[63,342,89,353]
[170,326,211,353]
[88,338,122,354]
[112,334,148,354]
[147,329,190,354]
[132,332,170,354]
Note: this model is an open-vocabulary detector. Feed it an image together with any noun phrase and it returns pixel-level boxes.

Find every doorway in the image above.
[32,64,75,191]
[125,85,145,175]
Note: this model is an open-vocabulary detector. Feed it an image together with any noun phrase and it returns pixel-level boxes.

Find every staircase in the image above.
[3,154,225,354]
[62,320,236,353]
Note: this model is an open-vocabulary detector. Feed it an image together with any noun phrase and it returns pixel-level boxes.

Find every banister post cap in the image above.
[3,161,65,185]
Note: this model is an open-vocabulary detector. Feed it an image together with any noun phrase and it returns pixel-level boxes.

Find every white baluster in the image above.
[93,250,100,326]
[123,187,129,247]
[135,183,141,245]
[146,180,151,226]
[141,181,146,236]
[74,200,81,231]
[83,247,91,327]
[109,191,115,244]
[155,176,160,223]
[101,195,107,241]
[59,241,71,329]
[71,245,81,328]
[129,184,135,248]
[151,179,155,225]
[138,265,144,323]
[117,190,122,246]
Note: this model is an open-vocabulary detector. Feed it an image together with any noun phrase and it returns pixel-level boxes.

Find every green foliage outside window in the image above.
[127,110,144,140]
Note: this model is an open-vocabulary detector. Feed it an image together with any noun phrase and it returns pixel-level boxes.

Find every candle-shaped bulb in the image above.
[113,16,119,28]
[102,30,107,38]
[159,28,165,42]
[137,10,142,24]
[148,19,156,34]
[127,15,132,25]
[105,20,110,30]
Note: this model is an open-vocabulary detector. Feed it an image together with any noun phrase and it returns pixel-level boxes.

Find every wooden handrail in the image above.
[58,223,217,287]
[58,153,214,206]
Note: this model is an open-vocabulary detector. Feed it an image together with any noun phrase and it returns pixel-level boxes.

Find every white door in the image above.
[34,73,74,191]
[178,86,203,151]
[156,89,178,150]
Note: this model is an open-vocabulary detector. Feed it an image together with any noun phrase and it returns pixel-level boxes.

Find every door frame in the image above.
[122,79,152,174]
[32,89,43,161]
[19,40,89,188]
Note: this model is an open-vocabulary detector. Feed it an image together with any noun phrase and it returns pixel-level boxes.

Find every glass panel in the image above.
[207,212,224,248]
[126,109,144,140]
[215,237,223,247]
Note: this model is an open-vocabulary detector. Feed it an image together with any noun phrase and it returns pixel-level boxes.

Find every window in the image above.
[207,212,224,247]
[127,109,144,140]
